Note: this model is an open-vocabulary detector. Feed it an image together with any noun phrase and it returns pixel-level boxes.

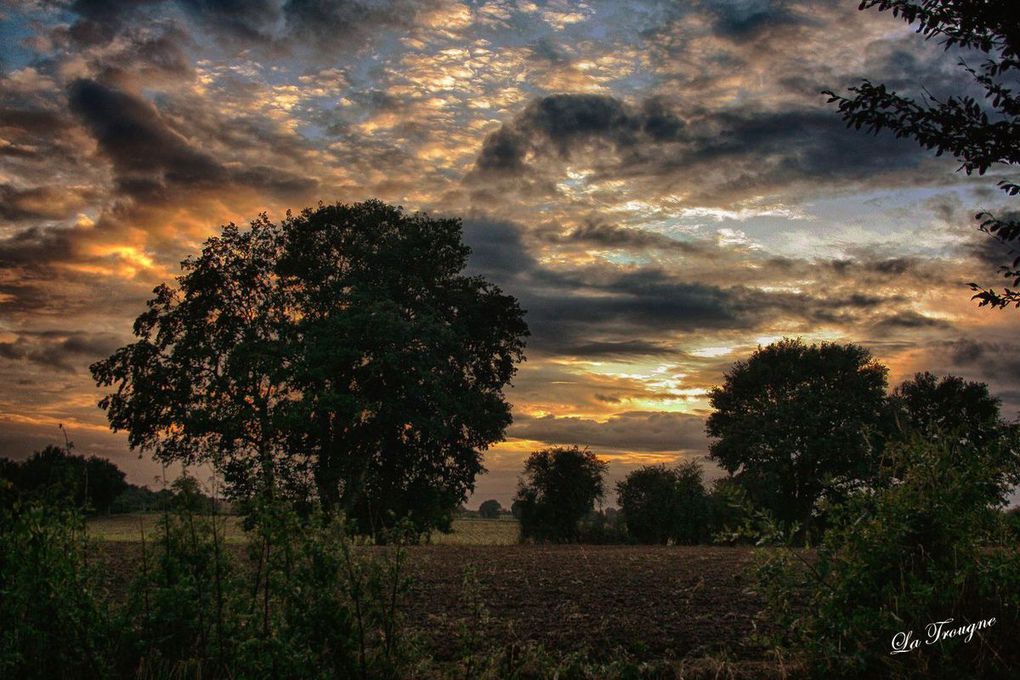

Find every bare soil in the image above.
[94,542,770,664]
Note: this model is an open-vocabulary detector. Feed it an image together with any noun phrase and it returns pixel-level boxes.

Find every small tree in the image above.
[706,338,889,539]
[617,465,678,544]
[514,446,607,543]
[477,499,501,519]
[890,371,1006,445]
[616,461,712,544]
[509,500,524,520]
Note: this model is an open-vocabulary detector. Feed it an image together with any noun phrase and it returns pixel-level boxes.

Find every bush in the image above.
[1,446,129,514]
[756,433,1020,678]
[124,499,239,676]
[125,497,415,679]
[1,488,417,679]
[575,509,630,544]
[0,502,112,679]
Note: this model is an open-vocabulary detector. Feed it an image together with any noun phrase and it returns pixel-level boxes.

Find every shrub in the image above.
[756,433,1020,678]
[0,502,112,679]
[125,496,415,679]
[575,508,630,544]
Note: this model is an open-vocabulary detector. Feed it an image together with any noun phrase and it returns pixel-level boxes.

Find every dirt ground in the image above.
[94,541,769,664]
[402,544,766,662]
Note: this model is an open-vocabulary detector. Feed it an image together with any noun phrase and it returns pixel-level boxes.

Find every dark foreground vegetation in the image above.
[2,496,788,680]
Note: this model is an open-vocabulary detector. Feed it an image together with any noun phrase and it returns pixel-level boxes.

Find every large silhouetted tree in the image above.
[514,446,607,543]
[824,0,1020,307]
[706,339,889,536]
[91,200,528,537]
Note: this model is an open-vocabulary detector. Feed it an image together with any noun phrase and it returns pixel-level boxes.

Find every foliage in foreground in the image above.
[1,495,413,680]
[755,433,1020,679]
[0,500,112,678]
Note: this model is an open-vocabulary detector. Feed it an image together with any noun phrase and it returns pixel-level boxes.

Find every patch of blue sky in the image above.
[0,8,47,73]
[602,251,653,266]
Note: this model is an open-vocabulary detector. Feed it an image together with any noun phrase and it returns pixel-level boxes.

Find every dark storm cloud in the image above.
[943,339,1020,384]
[705,0,811,38]
[282,0,428,45]
[511,411,709,453]
[66,79,316,200]
[461,217,752,355]
[471,93,928,202]
[462,217,540,278]
[0,331,122,373]
[546,221,704,253]
[68,78,227,194]
[0,107,77,160]
[474,93,685,174]
[178,0,280,42]
[525,270,746,331]
[684,108,921,178]
[872,311,952,331]
[0,107,69,137]
[0,224,77,269]
[66,0,433,52]
[537,339,678,359]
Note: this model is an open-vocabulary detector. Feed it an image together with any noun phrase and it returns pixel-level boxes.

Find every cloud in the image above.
[68,78,228,197]
[705,0,815,38]
[472,93,685,176]
[0,184,96,222]
[67,78,317,201]
[511,411,709,454]
[0,331,123,373]
[545,220,704,253]
[469,92,929,205]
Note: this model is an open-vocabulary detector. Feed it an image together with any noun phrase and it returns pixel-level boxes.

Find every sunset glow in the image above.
[1,0,1017,505]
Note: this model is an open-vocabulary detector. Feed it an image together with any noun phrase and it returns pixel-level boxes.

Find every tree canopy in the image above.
[514,446,607,543]
[91,200,529,537]
[890,371,1005,444]
[616,460,712,545]
[477,499,502,519]
[824,0,1020,307]
[1,445,128,514]
[706,339,889,534]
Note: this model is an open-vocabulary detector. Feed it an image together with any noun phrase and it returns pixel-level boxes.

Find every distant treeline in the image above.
[0,445,219,514]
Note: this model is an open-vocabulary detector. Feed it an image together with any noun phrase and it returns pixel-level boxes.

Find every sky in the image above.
[1,0,1018,507]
